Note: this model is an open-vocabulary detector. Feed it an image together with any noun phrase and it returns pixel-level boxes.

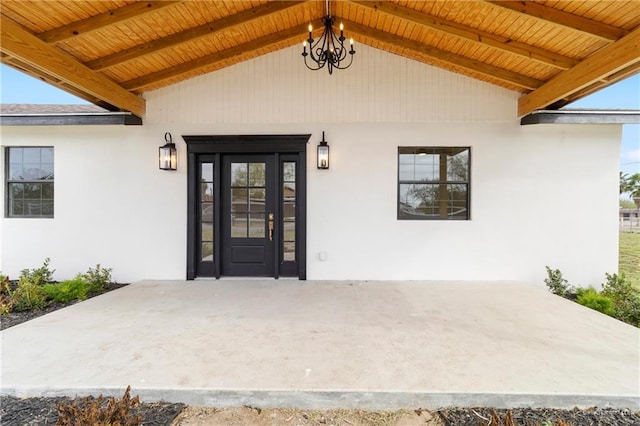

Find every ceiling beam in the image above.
[518,26,640,116]
[345,20,544,91]
[38,1,182,44]
[0,16,145,117]
[86,1,307,71]
[349,0,577,70]
[122,19,324,91]
[487,1,627,41]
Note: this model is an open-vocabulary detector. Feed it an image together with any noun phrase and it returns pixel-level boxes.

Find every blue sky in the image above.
[0,63,638,174]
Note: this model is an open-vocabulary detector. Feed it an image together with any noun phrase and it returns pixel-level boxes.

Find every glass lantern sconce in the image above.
[317,131,330,169]
[159,132,177,171]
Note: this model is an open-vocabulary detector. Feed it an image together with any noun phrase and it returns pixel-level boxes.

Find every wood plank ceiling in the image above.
[1,1,639,118]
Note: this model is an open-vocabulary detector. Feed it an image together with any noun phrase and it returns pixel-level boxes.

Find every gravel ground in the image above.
[0,395,185,425]
[1,397,639,426]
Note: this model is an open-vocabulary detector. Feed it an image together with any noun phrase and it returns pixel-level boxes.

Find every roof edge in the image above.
[0,112,142,126]
[521,109,640,125]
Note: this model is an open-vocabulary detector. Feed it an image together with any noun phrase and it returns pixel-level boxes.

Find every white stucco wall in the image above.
[0,45,621,286]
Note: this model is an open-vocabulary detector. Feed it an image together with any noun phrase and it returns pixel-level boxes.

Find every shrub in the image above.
[56,385,142,426]
[576,287,615,316]
[0,274,12,314]
[11,281,48,311]
[19,258,55,287]
[43,277,90,303]
[83,264,113,293]
[544,266,573,297]
[601,273,640,327]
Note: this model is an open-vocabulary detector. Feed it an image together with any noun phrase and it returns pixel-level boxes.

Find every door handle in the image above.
[268,213,274,241]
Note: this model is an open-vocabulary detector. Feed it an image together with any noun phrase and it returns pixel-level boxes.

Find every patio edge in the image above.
[2,388,638,410]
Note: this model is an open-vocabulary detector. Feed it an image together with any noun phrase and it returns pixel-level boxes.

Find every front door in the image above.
[185,134,308,280]
[221,155,275,276]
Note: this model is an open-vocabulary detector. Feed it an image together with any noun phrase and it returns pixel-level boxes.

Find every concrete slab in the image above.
[1,280,638,409]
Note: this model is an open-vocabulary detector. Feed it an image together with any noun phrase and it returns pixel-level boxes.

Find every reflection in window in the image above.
[230,162,266,238]
[6,147,54,218]
[200,162,214,261]
[282,162,296,261]
[398,147,469,220]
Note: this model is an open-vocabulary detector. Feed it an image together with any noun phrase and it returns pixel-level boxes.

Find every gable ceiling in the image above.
[1,0,639,118]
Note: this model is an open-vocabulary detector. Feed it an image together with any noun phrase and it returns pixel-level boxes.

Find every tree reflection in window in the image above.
[398,147,469,220]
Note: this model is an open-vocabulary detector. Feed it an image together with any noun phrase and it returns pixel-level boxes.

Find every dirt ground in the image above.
[172,406,440,426]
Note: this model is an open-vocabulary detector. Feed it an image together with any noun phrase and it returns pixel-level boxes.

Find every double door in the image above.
[187,140,306,279]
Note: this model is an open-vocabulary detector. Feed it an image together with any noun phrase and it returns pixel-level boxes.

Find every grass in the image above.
[619,232,640,289]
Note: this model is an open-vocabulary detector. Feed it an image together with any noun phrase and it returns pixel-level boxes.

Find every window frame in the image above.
[397,146,471,221]
[5,146,55,219]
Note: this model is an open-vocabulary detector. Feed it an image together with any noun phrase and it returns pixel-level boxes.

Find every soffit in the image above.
[1,0,638,118]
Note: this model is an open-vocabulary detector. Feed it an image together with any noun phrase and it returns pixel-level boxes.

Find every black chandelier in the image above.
[302,0,355,75]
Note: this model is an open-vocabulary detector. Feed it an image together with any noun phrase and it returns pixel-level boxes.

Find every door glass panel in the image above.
[248,163,265,187]
[201,242,213,261]
[231,213,248,237]
[230,162,266,239]
[283,202,295,221]
[283,221,295,241]
[249,189,265,212]
[201,222,213,242]
[231,188,248,213]
[283,242,295,261]
[231,163,248,186]
[282,162,296,262]
[200,162,214,262]
[202,202,213,221]
[201,183,214,201]
[249,214,265,237]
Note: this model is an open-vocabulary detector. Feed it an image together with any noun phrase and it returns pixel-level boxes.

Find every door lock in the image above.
[268,213,274,241]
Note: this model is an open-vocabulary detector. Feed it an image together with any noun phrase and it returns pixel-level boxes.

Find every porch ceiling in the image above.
[1,1,639,118]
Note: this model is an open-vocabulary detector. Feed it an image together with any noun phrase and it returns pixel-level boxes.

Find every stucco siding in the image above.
[0,45,621,286]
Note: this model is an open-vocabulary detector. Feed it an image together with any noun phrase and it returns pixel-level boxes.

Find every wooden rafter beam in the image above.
[86,1,307,71]
[345,20,544,91]
[122,19,324,91]
[0,16,145,117]
[487,1,627,41]
[349,0,577,70]
[518,26,640,116]
[38,1,182,44]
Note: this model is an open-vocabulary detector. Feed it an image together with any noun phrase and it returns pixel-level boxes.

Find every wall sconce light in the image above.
[159,132,177,171]
[317,131,330,169]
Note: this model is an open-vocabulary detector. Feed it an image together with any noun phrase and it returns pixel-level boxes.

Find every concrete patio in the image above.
[1,280,638,410]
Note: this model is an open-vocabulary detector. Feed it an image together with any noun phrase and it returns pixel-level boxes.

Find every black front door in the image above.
[185,134,308,280]
[221,155,275,276]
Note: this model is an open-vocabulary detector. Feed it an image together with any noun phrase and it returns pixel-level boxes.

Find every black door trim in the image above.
[184,134,309,280]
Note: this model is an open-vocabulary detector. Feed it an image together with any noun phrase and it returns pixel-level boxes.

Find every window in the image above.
[398,147,470,220]
[6,147,54,218]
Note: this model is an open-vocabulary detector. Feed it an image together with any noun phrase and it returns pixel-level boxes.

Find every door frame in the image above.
[184,134,310,280]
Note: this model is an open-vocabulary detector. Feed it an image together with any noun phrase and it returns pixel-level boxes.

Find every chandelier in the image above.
[302,0,355,75]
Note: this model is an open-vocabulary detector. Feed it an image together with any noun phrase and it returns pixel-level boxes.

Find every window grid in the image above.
[398,147,470,220]
[6,147,54,218]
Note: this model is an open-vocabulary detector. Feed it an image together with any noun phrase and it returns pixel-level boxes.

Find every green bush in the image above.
[576,287,615,316]
[43,277,90,303]
[12,281,48,311]
[601,273,640,327]
[19,258,55,286]
[544,266,573,297]
[83,264,112,293]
